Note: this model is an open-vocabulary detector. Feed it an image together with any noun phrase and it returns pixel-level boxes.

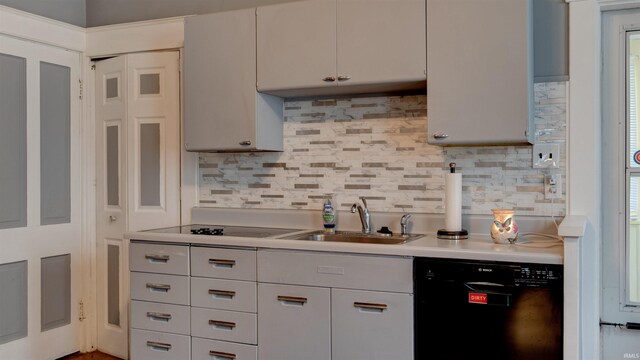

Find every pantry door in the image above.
[95,51,181,358]
[0,35,83,359]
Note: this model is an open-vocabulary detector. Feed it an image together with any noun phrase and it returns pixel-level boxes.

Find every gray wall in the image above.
[0,0,85,27]
[86,0,302,27]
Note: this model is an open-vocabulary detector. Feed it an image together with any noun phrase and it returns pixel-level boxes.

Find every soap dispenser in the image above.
[322,194,337,234]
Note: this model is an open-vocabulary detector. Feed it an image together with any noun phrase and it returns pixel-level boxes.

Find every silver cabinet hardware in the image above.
[337,75,351,81]
[277,295,308,305]
[208,289,236,298]
[146,312,172,321]
[209,350,237,359]
[322,76,336,82]
[144,254,170,262]
[146,341,172,351]
[239,140,252,146]
[146,283,171,292]
[209,259,236,268]
[432,133,449,139]
[109,215,117,222]
[209,319,237,329]
[353,302,388,311]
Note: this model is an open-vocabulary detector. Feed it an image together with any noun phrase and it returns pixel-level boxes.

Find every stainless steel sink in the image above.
[283,230,423,245]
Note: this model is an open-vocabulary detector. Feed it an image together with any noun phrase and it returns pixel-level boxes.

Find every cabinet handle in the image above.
[239,140,252,146]
[337,75,351,81]
[209,350,237,359]
[146,283,171,292]
[209,258,236,268]
[354,302,388,311]
[145,254,169,262]
[277,295,308,305]
[209,319,236,329]
[208,289,236,298]
[322,76,336,82]
[146,341,172,351]
[146,312,172,321]
[432,133,449,140]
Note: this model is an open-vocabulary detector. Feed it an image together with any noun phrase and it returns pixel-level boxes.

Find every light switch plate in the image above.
[533,144,560,168]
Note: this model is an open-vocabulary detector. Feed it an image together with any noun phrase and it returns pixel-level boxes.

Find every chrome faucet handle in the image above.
[400,213,412,236]
[350,203,358,213]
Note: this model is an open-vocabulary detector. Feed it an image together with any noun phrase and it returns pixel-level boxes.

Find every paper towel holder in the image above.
[437,163,469,240]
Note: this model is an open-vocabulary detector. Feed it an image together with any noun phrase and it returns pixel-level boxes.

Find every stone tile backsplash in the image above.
[199,82,567,216]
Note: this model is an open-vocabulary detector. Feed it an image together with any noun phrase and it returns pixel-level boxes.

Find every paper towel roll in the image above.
[444,172,462,231]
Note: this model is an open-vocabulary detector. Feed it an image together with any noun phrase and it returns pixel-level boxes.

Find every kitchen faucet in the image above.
[351,197,371,234]
[400,213,412,236]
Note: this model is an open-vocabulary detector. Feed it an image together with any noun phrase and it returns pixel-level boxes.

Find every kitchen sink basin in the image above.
[283,230,423,245]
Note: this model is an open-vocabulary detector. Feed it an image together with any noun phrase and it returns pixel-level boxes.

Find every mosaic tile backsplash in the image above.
[199,82,567,216]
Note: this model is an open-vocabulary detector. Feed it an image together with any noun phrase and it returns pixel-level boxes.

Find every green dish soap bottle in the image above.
[322,194,336,234]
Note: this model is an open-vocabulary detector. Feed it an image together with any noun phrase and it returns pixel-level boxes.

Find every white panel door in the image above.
[95,56,129,359]
[126,52,180,232]
[0,34,83,359]
[95,51,180,359]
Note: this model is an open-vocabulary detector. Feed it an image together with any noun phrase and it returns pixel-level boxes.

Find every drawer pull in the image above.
[208,289,236,298]
[146,312,172,321]
[209,319,236,329]
[277,295,308,305]
[146,341,172,351]
[354,302,388,311]
[146,283,171,292]
[209,350,237,359]
[145,254,170,263]
[209,259,236,268]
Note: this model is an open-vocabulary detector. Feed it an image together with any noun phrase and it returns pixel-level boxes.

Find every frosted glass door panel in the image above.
[0,261,28,345]
[40,61,71,225]
[41,254,71,331]
[139,123,160,207]
[106,125,120,207]
[0,53,27,229]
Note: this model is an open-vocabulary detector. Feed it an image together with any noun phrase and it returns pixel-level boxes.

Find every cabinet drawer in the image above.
[130,329,190,360]
[130,272,189,305]
[191,307,257,345]
[130,300,190,335]
[331,289,413,360]
[130,242,189,275]
[257,250,412,293]
[191,277,257,313]
[192,337,257,360]
[191,247,256,281]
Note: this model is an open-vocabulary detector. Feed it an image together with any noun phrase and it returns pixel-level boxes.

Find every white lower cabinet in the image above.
[192,337,257,360]
[331,289,414,360]
[130,329,191,360]
[257,283,331,360]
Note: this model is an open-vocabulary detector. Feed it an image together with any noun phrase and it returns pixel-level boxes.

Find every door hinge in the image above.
[79,300,86,322]
[91,64,96,71]
[79,79,84,100]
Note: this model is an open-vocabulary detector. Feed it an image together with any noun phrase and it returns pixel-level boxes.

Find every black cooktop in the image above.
[143,224,298,238]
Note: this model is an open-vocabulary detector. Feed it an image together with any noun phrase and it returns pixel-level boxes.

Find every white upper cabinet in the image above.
[426,0,534,145]
[257,0,426,97]
[256,0,337,93]
[184,9,283,152]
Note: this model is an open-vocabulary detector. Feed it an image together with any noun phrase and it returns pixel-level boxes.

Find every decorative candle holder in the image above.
[490,209,519,244]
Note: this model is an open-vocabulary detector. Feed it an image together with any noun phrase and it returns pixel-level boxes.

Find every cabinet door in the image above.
[257,283,331,360]
[332,289,413,360]
[184,9,257,151]
[257,0,337,92]
[337,0,426,86]
[426,0,533,145]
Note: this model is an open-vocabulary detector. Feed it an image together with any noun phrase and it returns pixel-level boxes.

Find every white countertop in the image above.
[125,228,563,265]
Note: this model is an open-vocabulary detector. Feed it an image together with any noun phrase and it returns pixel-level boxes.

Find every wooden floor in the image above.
[59,351,122,360]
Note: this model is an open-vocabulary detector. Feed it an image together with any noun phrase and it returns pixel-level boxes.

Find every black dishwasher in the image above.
[414,258,563,359]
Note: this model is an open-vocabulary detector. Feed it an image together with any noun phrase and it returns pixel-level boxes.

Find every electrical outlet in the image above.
[533,144,560,168]
[545,173,562,199]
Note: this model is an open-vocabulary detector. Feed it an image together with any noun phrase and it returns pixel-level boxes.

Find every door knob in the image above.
[109,215,117,222]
